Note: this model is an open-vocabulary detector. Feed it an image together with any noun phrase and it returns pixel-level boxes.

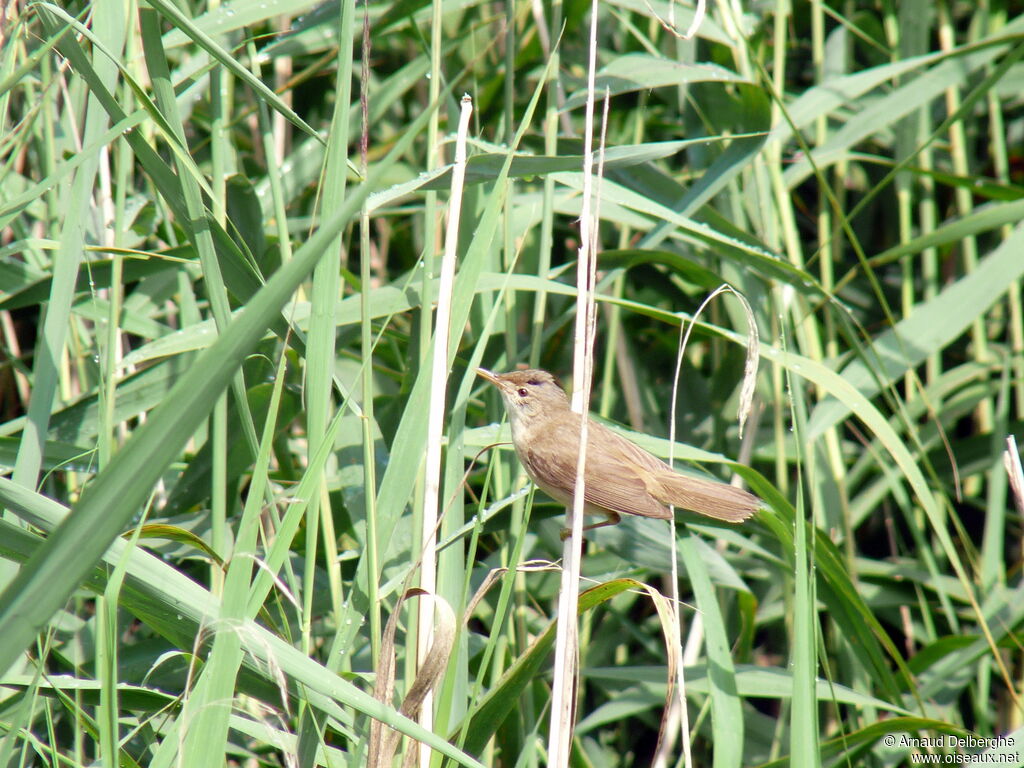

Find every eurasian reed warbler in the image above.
[477,367,759,533]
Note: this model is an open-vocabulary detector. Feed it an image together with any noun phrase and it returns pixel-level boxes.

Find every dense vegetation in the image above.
[1,0,1022,765]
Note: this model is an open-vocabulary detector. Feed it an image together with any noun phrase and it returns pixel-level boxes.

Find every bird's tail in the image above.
[653,472,760,522]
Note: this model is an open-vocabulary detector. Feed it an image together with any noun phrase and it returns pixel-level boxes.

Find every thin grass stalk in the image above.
[766,0,794,503]
[819,5,856,577]
[435,335,501,765]
[547,2,601,758]
[12,6,114,490]
[256,61,294,266]
[272,14,293,172]
[143,9,263,503]
[782,324,819,766]
[421,0,445,363]
[207,7,227,225]
[201,26,235,616]
[937,1,991,439]
[178,350,291,768]
[418,95,473,766]
[206,2,232,602]
[665,320,695,768]
[111,36,137,394]
[983,12,1024,419]
[359,0,382,673]
[791,0,827,372]
[501,3,518,371]
[1005,304,1024,424]
[304,0,357,646]
[893,3,935,665]
[529,6,564,367]
[663,284,752,767]
[890,0,924,406]
[240,30,305,665]
[95,133,119,471]
[982,65,1024,605]
[95,578,120,763]
[598,92,645,423]
[916,118,941,388]
[96,56,126,745]
[974,3,1024,423]
[575,88,610,735]
[411,0,446,710]
[1004,437,1024,515]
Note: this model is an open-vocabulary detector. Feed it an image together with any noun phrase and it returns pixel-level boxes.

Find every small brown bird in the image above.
[477,367,759,532]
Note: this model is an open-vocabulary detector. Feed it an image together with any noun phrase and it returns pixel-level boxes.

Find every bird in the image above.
[477,367,760,533]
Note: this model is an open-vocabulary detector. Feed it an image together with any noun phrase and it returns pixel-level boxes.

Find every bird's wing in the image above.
[523,420,671,520]
[599,423,759,522]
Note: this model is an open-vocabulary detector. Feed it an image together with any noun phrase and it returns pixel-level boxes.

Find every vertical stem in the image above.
[359,0,381,671]
[417,95,473,767]
[548,2,600,762]
[529,0,564,366]
[937,0,991,439]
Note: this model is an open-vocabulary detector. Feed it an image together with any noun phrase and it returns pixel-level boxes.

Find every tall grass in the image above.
[1,0,1022,766]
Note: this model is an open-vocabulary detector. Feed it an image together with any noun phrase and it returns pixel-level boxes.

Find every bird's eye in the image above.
[517,387,529,397]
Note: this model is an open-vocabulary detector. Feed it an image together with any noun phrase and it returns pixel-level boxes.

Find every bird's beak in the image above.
[475,367,500,386]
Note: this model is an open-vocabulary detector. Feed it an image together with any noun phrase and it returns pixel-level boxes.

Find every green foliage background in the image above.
[0,0,1022,765]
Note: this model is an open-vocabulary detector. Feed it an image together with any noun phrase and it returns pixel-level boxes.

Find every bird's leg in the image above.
[559,510,621,540]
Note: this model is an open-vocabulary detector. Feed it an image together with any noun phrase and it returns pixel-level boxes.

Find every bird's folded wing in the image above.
[593,421,759,522]
[523,427,671,520]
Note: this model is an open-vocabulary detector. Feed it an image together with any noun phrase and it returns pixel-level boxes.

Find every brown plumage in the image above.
[477,368,760,532]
